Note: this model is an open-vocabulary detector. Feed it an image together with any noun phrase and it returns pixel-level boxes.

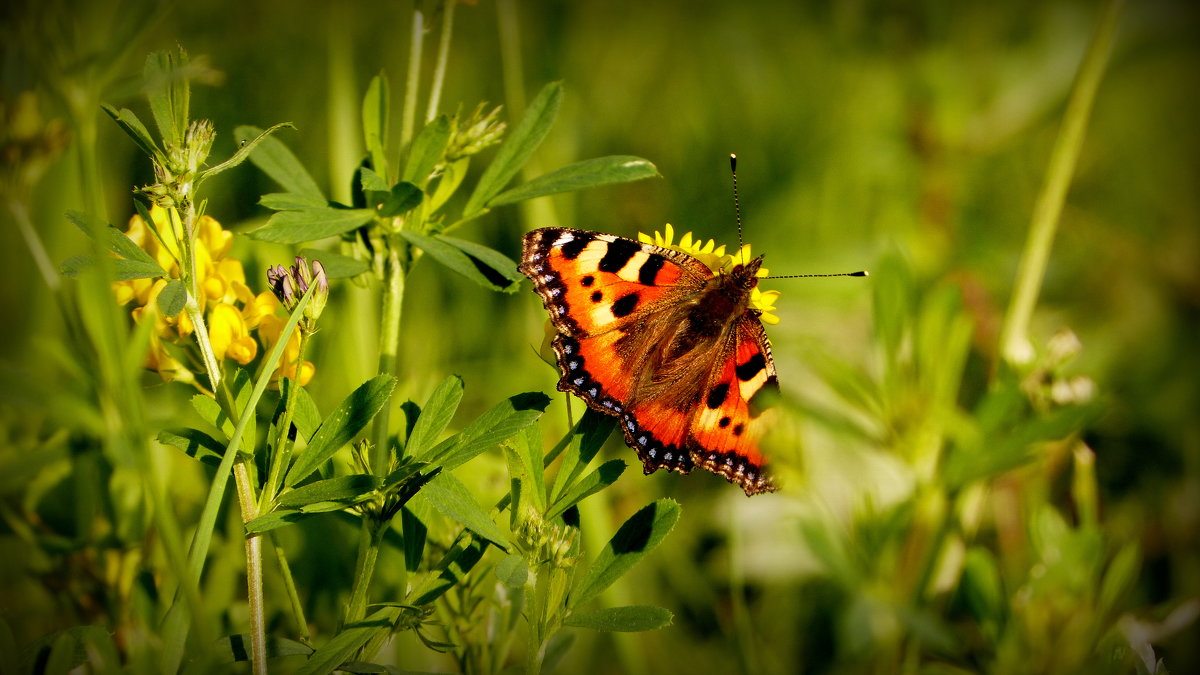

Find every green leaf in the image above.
[260,193,328,211]
[547,459,626,521]
[489,156,658,207]
[157,279,187,316]
[250,207,376,244]
[280,377,321,443]
[217,634,313,663]
[438,235,525,288]
[426,392,550,470]
[276,474,383,508]
[570,499,681,608]
[362,73,390,180]
[297,248,370,279]
[359,166,390,193]
[404,115,452,187]
[402,507,427,573]
[564,605,673,632]
[463,81,562,218]
[285,375,397,487]
[409,533,489,605]
[66,211,161,268]
[235,125,324,200]
[429,157,469,212]
[59,255,166,281]
[192,393,233,438]
[399,231,521,293]
[549,409,616,504]
[514,423,546,512]
[378,181,423,217]
[495,554,528,588]
[415,473,510,548]
[230,368,257,458]
[201,122,297,184]
[144,50,189,149]
[101,104,161,159]
[243,510,311,534]
[157,428,225,467]
[406,375,464,458]
[295,606,402,675]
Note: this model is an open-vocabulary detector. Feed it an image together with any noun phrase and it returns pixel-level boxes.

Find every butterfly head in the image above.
[727,256,765,292]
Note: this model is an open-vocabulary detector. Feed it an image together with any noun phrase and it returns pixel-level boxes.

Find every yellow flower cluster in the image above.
[638,224,781,325]
[113,206,314,386]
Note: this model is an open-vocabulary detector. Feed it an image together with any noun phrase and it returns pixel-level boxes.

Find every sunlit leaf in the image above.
[488,156,658,207]
[285,375,396,487]
[569,499,681,608]
[463,81,562,218]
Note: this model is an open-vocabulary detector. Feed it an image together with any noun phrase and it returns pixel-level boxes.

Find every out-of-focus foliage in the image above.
[1,0,1197,673]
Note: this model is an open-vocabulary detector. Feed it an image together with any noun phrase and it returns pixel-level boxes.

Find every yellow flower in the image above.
[208,303,257,365]
[638,225,780,324]
[113,205,316,386]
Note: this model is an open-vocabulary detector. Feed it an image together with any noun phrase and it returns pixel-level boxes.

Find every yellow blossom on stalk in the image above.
[113,205,315,385]
[638,225,781,324]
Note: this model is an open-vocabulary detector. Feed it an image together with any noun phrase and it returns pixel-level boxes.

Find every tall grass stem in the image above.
[999,0,1123,366]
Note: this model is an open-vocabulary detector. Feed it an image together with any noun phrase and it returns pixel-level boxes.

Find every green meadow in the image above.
[1,1,1196,673]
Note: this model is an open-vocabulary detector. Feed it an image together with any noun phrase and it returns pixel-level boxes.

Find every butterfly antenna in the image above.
[730,153,744,251]
[764,270,870,279]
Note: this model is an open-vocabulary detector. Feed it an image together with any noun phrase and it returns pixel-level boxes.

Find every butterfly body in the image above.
[520,227,778,496]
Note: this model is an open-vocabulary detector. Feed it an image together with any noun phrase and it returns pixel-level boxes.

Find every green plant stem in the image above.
[271,534,312,644]
[173,202,223,391]
[370,244,407,474]
[425,0,456,122]
[161,288,312,672]
[998,0,1123,367]
[401,8,425,150]
[344,519,387,626]
[235,461,268,675]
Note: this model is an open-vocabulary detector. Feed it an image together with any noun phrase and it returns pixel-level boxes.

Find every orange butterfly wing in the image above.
[687,319,778,495]
[520,227,779,495]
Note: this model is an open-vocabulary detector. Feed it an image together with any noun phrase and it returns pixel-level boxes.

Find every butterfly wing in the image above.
[521,227,712,474]
[687,318,779,495]
[520,227,710,338]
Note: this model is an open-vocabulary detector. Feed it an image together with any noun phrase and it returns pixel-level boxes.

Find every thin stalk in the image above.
[998,0,1123,366]
[173,203,222,390]
[400,8,425,150]
[271,534,312,644]
[425,0,457,122]
[370,244,407,475]
[235,461,268,675]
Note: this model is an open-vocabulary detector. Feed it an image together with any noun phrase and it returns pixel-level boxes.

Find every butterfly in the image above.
[519,226,781,496]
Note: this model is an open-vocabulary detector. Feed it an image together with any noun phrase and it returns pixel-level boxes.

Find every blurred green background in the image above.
[2,0,1198,672]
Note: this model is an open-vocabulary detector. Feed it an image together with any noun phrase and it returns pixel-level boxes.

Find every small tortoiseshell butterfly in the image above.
[519,156,865,496]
